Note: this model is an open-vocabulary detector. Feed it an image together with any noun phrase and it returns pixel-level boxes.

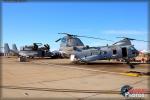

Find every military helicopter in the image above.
[55,33,149,68]
[3,43,53,62]
[18,43,53,61]
[55,33,86,58]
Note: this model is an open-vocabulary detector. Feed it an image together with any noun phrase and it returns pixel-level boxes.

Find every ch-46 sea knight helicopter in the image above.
[55,33,149,68]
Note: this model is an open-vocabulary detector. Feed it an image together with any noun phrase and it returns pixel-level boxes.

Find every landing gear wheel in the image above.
[125,59,135,69]
[129,64,135,69]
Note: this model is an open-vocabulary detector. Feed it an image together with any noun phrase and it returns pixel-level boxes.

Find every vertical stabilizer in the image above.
[4,43,10,53]
[12,44,18,52]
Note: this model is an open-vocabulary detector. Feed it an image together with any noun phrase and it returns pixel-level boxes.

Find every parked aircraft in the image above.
[3,33,148,68]
[3,43,53,61]
[4,43,19,56]
[55,33,149,68]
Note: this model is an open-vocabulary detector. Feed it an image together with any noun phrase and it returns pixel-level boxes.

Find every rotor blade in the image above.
[58,33,68,35]
[117,37,150,42]
[58,33,114,42]
[134,39,150,42]
[77,35,114,42]
[58,33,77,37]
[116,37,135,40]
[55,38,61,42]
[58,33,71,36]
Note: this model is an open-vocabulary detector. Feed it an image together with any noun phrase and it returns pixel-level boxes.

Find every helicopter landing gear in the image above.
[125,59,135,69]
[128,63,135,69]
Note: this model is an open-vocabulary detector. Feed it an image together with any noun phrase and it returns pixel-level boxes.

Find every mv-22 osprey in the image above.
[55,33,147,68]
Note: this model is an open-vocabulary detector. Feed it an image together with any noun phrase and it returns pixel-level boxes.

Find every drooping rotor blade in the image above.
[58,33,68,34]
[58,33,72,36]
[117,37,150,42]
[133,39,150,42]
[116,37,135,40]
[58,33,114,42]
[76,35,114,42]
[55,38,61,42]
[58,33,79,37]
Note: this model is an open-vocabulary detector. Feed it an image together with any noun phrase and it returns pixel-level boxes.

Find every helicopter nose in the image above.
[135,50,139,56]
[132,49,139,56]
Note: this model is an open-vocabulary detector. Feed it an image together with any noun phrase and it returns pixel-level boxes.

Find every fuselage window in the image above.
[104,51,107,54]
[99,51,101,55]
[61,38,66,43]
[113,50,117,54]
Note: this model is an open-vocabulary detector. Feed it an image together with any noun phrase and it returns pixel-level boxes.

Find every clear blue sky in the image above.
[2,2,148,51]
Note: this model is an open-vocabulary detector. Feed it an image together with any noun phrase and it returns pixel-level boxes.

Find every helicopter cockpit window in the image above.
[61,38,66,43]
[75,38,84,46]
[130,46,135,50]
[129,46,136,54]
[99,51,101,55]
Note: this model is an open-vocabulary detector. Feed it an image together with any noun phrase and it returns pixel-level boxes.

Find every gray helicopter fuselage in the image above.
[71,45,138,62]
[19,44,52,58]
[57,35,139,61]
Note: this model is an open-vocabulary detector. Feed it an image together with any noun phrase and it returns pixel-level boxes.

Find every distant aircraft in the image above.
[19,43,52,58]
[4,43,19,56]
[3,43,53,61]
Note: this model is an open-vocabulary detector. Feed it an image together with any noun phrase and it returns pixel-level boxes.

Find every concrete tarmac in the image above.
[1,57,150,99]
